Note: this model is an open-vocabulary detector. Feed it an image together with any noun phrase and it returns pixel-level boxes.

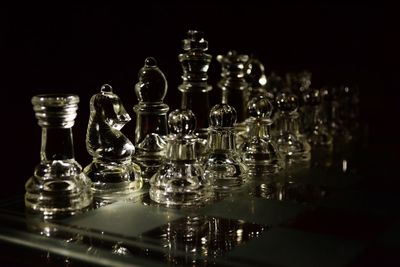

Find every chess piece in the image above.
[240,96,282,176]
[178,30,212,140]
[204,103,247,194]
[150,109,212,206]
[133,57,169,181]
[302,88,333,168]
[217,50,250,123]
[245,57,274,100]
[302,89,333,148]
[25,94,92,216]
[274,92,311,164]
[84,84,142,206]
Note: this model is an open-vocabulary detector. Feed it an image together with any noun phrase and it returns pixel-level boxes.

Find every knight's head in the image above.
[90,84,131,130]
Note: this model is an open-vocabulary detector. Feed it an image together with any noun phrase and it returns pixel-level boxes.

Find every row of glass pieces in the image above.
[25,87,350,217]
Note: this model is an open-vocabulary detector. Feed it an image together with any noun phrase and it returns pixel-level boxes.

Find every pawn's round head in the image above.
[276,93,298,112]
[168,109,196,135]
[248,96,273,118]
[135,57,167,103]
[209,104,237,127]
[302,89,321,106]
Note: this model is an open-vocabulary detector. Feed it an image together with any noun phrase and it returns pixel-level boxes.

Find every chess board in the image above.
[0,156,399,267]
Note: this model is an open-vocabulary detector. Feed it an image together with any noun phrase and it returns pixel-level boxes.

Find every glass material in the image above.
[217,50,250,124]
[240,96,282,176]
[133,57,169,182]
[150,109,212,206]
[274,92,311,164]
[178,30,212,140]
[204,104,247,194]
[245,57,274,100]
[84,84,142,206]
[25,94,92,216]
[302,89,333,149]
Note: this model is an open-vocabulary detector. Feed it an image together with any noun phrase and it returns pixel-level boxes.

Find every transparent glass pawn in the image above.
[240,96,283,176]
[150,109,212,206]
[133,57,169,182]
[84,84,142,206]
[178,30,212,141]
[274,92,311,165]
[25,94,92,216]
[203,103,247,195]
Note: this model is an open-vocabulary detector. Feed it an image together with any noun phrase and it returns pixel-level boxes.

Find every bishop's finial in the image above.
[168,109,196,135]
[209,104,237,128]
[247,96,273,118]
[135,57,167,103]
[100,84,113,93]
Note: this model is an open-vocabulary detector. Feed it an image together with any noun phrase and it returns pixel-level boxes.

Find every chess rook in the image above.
[25,94,92,216]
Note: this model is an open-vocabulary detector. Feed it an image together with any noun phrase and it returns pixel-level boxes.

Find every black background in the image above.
[1,2,395,197]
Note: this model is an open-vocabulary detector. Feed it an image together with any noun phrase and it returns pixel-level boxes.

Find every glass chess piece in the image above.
[25,94,92,216]
[178,30,212,141]
[217,50,250,124]
[150,109,212,206]
[245,56,274,100]
[302,88,333,168]
[274,92,311,165]
[302,88,333,149]
[133,57,169,182]
[203,103,247,195]
[240,95,283,176]
[84,84,142,206]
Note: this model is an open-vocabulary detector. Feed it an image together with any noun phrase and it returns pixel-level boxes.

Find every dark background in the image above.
[0,2,395,197]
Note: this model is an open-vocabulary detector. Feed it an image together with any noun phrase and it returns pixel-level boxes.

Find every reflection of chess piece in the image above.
[241,96,283,176]
[150,109,212,206]
[204,104,247,194]
[178,30,212,140]
[85,84,142,206]
[133,57,169,182]
[275,92,311,165]
[25,94,92,216]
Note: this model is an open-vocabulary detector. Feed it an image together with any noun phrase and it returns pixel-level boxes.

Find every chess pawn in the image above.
[84,84,142,206]
[178,30,212,140]
[240,96,282,176]
[274,92,311,165]
[25,94,92,216]
[133,57,169,181]
[245,57,274,100]
[217,50,250,123]
[203,104,247,194]
[150,109,212,206]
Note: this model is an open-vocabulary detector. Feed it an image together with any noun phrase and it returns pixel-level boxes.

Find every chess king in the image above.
[84,84,142,206]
